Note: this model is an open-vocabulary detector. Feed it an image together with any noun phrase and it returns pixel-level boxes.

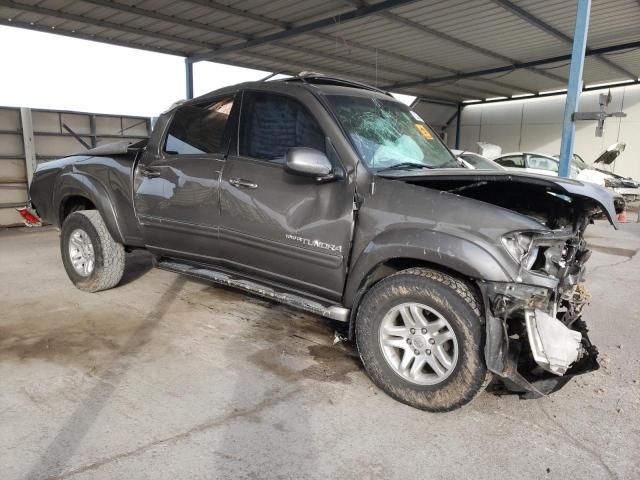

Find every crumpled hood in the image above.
[382,169,619,229]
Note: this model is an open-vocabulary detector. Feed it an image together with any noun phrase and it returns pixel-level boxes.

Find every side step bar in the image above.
[157,259,350,322]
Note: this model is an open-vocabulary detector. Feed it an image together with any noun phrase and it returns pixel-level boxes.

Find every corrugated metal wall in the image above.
[0,106,150,227]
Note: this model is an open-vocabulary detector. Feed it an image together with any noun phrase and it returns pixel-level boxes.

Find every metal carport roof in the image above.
[0,0,639,104]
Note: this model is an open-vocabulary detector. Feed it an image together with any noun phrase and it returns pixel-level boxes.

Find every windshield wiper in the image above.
[375,162,435,173]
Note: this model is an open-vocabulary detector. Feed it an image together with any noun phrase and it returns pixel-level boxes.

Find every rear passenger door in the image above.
[218,90,355,300]
[134,95,237,259]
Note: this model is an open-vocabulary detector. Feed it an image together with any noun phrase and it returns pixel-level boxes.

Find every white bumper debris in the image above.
[525,309,583,375]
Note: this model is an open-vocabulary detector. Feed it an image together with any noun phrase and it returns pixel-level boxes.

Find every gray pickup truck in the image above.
[28,74,616,411]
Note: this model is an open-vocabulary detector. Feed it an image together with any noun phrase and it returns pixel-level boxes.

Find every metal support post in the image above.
[20,107,37,187]
[185,58,194,100]
[455,103,462,149]
[558,0,591,177]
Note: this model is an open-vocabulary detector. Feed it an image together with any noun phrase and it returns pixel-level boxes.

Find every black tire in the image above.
[60,210,125,292]
[355,268,489,412]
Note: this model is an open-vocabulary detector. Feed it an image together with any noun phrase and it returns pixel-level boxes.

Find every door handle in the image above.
[139,166,162,178]
[229,178,258,189]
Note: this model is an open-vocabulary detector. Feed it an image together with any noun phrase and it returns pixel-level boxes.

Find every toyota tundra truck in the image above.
[27,74,616,411]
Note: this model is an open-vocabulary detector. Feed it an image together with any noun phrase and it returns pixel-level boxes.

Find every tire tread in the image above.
[355,267,490,411]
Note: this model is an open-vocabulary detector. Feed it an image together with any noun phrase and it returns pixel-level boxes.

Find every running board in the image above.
[157,259,350,322]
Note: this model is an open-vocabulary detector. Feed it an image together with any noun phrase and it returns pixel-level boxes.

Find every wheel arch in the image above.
[59,195,96,223]
[53,172,125,243]
[345,256,485,341]
[344,230,512,306]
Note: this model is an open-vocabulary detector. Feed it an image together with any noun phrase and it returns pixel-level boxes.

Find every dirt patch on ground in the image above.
[248,341,363,385]
[0,276,187,369]
[0,306,164,369]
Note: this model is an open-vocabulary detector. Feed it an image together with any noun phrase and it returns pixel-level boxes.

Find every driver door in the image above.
[219,90,355,300]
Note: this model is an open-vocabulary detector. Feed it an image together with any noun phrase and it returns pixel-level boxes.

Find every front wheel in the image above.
[355,268,489,411]
[60,210,125,292]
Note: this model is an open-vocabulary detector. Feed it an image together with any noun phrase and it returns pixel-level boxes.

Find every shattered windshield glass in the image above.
[326,95,460,171]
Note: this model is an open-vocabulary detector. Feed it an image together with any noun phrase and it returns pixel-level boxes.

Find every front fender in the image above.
[53,172,125,243]
[343,228,513,307]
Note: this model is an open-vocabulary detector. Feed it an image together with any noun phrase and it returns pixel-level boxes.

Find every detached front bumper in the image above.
[479,281,599,398]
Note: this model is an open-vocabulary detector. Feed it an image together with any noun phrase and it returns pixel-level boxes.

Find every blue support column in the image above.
[558,0,591,177]
[455,103,462,149]
[185,58,194,100]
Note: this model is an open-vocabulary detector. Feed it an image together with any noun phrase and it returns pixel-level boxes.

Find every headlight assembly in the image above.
[502,232,540,270]
[604,177,623,188]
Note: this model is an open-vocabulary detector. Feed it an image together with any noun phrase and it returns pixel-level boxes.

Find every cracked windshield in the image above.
[327,95,460,171]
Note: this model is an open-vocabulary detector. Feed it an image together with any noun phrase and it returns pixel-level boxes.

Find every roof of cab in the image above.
[184,72,395,106]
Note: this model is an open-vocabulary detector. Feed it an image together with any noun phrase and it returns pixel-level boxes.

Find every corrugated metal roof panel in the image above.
[1,0,637,100]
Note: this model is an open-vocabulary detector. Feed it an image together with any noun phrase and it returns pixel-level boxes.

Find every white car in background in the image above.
[493,144,630,214]
[493,143,638,202]
[451,149,506,171]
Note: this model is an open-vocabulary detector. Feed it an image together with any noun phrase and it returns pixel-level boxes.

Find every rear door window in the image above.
[238,91,325,163]
[165,96,234,155]
[527,155,558,172]
[495,155,525,168]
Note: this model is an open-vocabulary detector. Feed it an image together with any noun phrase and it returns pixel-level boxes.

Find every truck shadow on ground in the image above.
[118,250,155,286]
[22,276,187,480]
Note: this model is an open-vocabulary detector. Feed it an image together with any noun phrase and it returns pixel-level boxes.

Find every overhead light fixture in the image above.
[539,88,567,95]
[586,79,635,89]
[462,99,481,104]
[485,96,508,101]
[512,93,535,98]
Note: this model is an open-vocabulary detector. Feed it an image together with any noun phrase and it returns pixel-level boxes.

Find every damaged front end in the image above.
[398,170,617,397]
[479,222,599,397]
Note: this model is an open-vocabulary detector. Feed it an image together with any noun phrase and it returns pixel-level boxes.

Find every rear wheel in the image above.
[355,268,489,411]
[60,210,125,292]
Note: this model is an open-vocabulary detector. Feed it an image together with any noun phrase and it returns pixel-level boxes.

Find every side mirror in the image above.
[285,147,334,180]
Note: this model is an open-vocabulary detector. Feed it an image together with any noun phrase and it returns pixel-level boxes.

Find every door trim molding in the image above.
[220,227,343,269]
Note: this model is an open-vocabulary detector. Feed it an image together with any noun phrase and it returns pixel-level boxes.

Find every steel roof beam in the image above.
[182,0,535,94]
[340,0,567,84]
[373,10,567,83]
[78,0,423,83]
[1,0,516,97]
[0,17,185,56]
[160,0,530,95]
[492,0,637,80]
[0,0,217,50]
[414,97,460,107]
[79,0,251,40]
[0,4,406,89]
[185,0,289,29]
[384,40,640,90]
[189,0,419,62]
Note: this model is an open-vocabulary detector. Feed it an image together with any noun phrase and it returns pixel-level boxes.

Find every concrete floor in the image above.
[1,221,639,480]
